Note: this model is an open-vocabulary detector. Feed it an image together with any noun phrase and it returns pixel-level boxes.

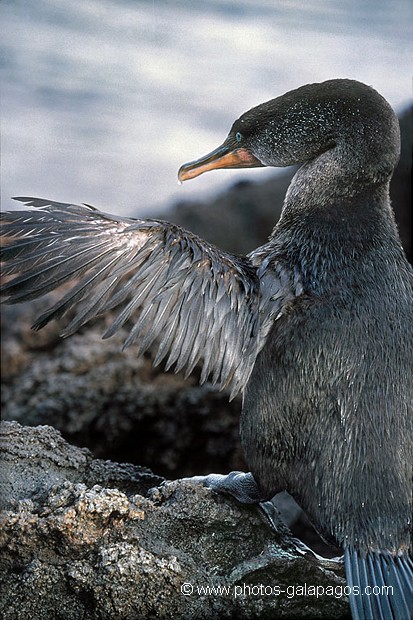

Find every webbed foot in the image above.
[182,471,266,504]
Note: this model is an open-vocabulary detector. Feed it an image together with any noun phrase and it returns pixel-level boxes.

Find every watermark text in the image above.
[180,582,393,600]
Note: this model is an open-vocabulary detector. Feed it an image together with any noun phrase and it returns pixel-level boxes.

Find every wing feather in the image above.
[1,197,298,396]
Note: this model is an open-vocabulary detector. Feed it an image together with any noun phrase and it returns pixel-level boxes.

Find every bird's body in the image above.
[1,79,412,618]
[244,201,413,553]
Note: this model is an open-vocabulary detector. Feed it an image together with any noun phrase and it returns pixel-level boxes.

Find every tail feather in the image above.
[344,547,413,620]
[366,553,392,620]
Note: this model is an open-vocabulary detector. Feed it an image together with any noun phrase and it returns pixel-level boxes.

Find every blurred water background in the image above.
[1,0,412,216]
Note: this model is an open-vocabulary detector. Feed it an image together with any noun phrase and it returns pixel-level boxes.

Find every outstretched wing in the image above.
[1,197,265,398]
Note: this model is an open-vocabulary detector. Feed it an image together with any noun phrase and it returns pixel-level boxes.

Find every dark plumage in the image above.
[1,79,412,619]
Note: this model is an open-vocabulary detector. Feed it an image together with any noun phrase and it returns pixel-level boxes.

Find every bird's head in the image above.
[178,79,400,184]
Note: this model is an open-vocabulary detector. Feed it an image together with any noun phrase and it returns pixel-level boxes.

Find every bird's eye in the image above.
[235,132,243,143]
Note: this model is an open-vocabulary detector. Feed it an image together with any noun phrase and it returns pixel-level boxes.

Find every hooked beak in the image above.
[178,139,264,182]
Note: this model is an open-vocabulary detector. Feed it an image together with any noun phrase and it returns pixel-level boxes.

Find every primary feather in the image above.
[1,197,294,399]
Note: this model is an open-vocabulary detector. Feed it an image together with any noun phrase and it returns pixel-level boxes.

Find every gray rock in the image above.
[1,308,244,479]
[0,421,349,619]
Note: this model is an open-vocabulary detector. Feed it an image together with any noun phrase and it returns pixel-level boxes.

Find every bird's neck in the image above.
[283,144,394,214]
[269,152,403,289]
[277,143,400,239]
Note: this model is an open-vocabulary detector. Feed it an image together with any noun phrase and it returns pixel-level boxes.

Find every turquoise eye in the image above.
[235,132,243,142]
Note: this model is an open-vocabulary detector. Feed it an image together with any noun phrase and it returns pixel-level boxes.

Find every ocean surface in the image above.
[1,0,412,216]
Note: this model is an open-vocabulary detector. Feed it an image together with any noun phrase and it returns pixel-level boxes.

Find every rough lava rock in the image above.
[0,422,349,620]
[1,302,245,479]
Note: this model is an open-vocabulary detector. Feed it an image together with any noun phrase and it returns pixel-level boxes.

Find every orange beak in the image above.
[178,140,264,182]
